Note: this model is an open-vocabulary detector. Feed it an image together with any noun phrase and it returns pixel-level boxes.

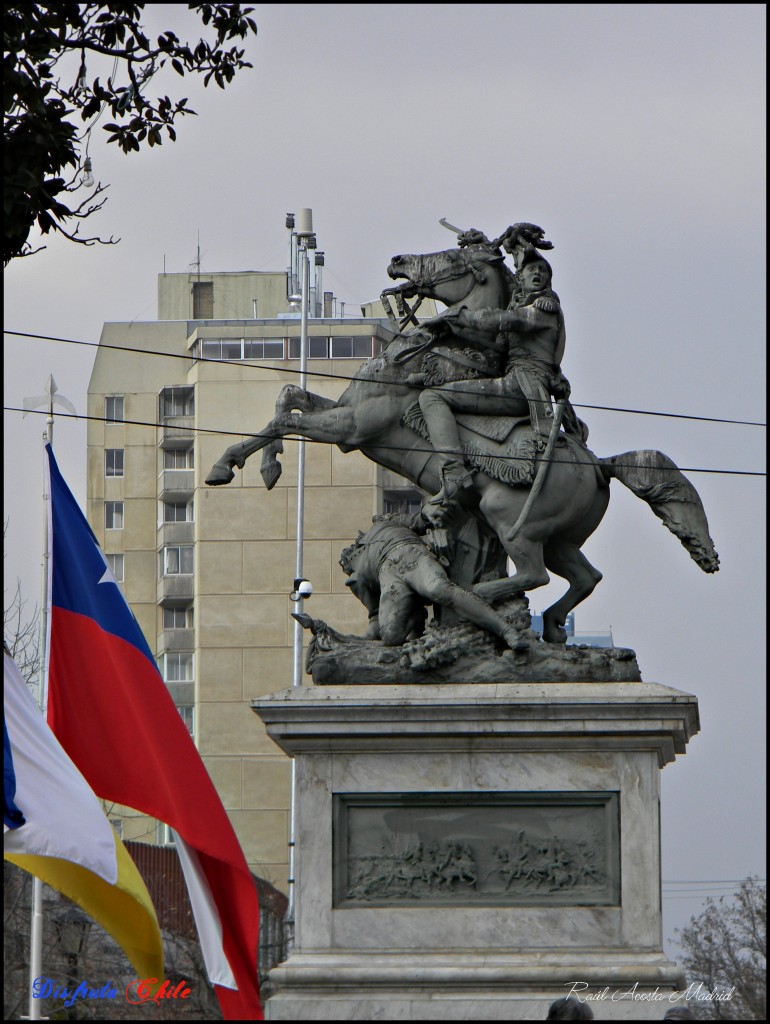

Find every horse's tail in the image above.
[599,450,720,574]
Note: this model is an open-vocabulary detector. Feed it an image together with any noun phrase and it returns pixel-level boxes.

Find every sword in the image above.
[439,218,497,249]
[439,217,467,235]
[506,400,566,543]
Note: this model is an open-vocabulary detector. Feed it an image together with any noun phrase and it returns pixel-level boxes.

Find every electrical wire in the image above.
[5,405,764,478]
[660,879,766,899]
[5,329,765,429]
[662,879,766,884]
[662,886,760,892]
[663,894,741,900]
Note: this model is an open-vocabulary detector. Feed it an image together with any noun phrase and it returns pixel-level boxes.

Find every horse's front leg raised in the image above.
[261,386,338,489]
[205,385,338,486]
[206,423,286,485]
[262,403,361,489]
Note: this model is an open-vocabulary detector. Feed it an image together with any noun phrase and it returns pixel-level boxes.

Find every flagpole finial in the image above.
[23,376,78,447]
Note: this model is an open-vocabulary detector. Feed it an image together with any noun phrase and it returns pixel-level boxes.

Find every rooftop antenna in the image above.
[187,233,206,277]
[286,213,301,304]
[314,251,325,318]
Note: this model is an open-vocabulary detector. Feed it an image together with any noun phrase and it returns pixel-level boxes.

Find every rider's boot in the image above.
[440,460,474,497]
[423,460,474,523]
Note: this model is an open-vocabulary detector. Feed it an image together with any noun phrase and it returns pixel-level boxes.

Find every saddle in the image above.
[402,402,545,487]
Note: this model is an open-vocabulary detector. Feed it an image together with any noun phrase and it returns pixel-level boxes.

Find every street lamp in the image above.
[285,208,315,955]
[292,208,314,689]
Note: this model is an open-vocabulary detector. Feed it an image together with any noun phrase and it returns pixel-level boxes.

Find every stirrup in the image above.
[439,463,474,500]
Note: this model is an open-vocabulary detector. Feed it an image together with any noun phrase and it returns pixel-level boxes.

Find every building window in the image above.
[289,336,329,359]
[221,339,243,360]
[192,281,214,319]
[164,448,194,469]
[201,339,222,359]
[200,338,241,360]
[244,339,284,359]
[161,545,194,575]
[105,448,124,477]
[177,705,195,737]
[159,651,194,682]
[163,605,193,629]
[200,338,286,361]
[106,553,124,581]
[105,396,124,423]
[105,501,124,530]
[160,386,194,418]
[163,500,194,523]
[383,489,424,516]
[330,336,374,359]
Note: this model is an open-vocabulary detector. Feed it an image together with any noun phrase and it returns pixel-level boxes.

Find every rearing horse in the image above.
[206,243,718,642]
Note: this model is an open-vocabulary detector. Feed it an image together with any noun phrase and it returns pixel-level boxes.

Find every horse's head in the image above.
[387,245,514,310]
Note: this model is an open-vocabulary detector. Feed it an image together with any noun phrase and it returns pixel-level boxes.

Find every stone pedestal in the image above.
[253,682,699,1021]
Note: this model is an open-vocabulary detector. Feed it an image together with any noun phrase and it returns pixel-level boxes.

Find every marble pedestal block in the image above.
[253,682,699,1021]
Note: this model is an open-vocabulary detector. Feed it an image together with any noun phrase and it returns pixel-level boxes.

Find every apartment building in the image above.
[86,234,430,890]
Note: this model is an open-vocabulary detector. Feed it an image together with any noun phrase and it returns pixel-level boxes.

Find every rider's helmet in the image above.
[515,245,553,278]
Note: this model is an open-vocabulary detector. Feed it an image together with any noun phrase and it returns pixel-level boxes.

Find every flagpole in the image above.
[22,377,73,1021]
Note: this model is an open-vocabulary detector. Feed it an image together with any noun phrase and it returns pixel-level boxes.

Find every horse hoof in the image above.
[205,464,235,486]
[542,622,567,644]
[261,459,283,490]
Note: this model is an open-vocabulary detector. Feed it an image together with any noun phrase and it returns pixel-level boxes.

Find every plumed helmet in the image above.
[516,245,553,277]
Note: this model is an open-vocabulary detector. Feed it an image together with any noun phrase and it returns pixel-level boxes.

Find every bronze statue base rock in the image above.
[294,601,641,686]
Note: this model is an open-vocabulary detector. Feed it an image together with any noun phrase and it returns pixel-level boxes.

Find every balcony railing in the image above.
[158,522,195,545]
[159,469,195,498]
[164,680,194,705]
[160,416,195,447]
[158,628,195,652]
[158,575,194,602]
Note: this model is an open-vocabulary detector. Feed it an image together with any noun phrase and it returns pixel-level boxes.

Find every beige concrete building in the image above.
[87,239,432,891]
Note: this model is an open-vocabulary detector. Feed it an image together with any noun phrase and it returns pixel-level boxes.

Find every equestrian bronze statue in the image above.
[207,221,718,679]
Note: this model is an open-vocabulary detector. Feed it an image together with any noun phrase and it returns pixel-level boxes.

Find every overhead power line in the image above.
[662,878,766,884]
[5,405,765,478]
[662,885,760,892]
[5,329,765,429]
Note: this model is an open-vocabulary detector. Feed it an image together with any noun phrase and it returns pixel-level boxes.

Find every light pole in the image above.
[292,208,313,689]
[285,208,315,953]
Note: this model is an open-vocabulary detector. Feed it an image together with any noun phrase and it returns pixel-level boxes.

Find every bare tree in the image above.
[675,877,766,1020]
[4,580,39,682]
[4,520,40,689]
[4,863,223,1020]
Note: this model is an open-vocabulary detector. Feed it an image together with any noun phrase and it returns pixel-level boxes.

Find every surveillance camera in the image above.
[290,578,313,601]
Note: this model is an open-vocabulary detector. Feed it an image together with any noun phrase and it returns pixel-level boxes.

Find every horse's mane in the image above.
[464,244,517,305]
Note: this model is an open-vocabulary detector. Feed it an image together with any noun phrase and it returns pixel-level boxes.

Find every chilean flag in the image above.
[43,445,263,1020]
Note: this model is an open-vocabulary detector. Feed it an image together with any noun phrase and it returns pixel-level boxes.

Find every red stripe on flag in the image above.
[48,606,262,1018]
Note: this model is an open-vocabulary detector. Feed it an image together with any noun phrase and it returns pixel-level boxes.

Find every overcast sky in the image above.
[3,4,766,955]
